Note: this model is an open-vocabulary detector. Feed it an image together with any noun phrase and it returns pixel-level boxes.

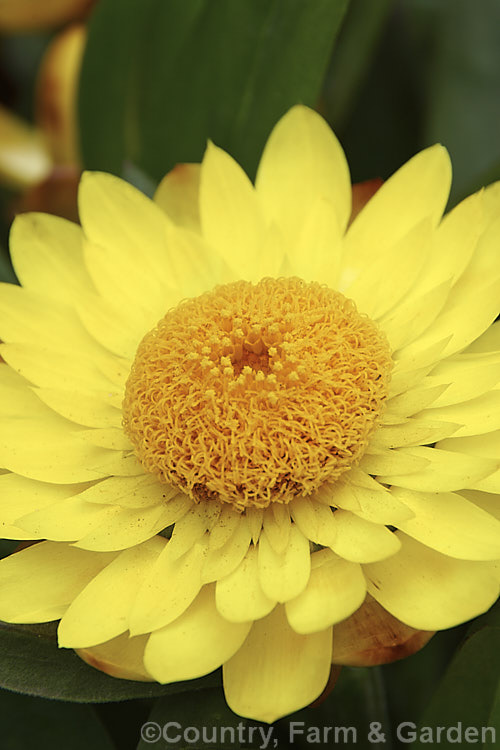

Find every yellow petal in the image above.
[144,584,251,683]
[329,511,401,563]
[0,542,115,623]
[419,390,500,437]
[129,539,207,635]
[0,414,113,483]
[0,343,116,392]
[223,605,332,723]
[0,473,88,539]
[379,279,452,352]
[154,163,201,231]
[359,447,430,476]
[425,353,500,407]
[73,503,177,552]
[365,533,499,629]
[286,549,366,634]
[202,516,252,583]
[76,291,153,359]
[58,538,164,648]
[460,489,500,521]
[455,213,500,288]
[208,505,241,550]
[79,172,176,306]
[10,213,90,304]
[466,320,500,353]
[385,383,450,418]
[409,190,482,294]
[246,507,264,544]
[397,276,500,362]
[345,219,432,319]
[258,524,311,602]
[0,283,105,357]
[285,197,343,287]
[289,497,338,547]
[262,504,290,555]
[79,427,132,451]
[166,506,209,559]
[0,473,86,521]
[369,419,460,449]
[389,337,451,396]
[16,496,120,541]
[77,475,183,509]
[342,144,451,273]
[162,223,232,299]
[215,545,275,623]
[33,387,122,428]
[376,446,498,492]
[436,431,500,493]
[256,105,351,240]
[329,479,414,525]
[394,488,500,560]
[199,142,269,281]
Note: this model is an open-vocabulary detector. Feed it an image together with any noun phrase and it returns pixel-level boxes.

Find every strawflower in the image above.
[0,106,499,722]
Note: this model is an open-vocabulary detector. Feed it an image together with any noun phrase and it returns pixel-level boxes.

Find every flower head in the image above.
[0,106,499,722]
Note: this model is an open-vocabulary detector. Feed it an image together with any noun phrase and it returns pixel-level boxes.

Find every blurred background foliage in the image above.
[0,0,499,747]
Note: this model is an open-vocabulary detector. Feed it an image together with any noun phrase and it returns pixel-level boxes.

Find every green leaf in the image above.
[412,611,500,749]
[78,0,157,175]
[323,0,394,130]
[0,690,115,750]
[137,688,244,750]
[137,0,349,181]
[79,0,349,181]
[424,0,500,203]
[0,625,220,703]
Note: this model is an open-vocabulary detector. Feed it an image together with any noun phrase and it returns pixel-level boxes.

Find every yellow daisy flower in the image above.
[0,105,499,723]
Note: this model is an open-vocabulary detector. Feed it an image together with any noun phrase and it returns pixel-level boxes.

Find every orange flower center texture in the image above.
[123,277,393,510]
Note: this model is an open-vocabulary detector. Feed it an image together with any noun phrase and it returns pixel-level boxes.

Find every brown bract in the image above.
[332,595,435,666]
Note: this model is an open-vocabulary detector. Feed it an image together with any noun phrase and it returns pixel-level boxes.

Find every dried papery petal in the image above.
[11,165,80,222]
[76,632,153,682]
[0,106,52,188]
[35,24,86,167]
[0,0,95,31]
[331,594,435,666]
[349,178,383,225]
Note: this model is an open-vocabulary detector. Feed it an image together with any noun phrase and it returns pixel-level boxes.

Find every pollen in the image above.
[123,277,393,510]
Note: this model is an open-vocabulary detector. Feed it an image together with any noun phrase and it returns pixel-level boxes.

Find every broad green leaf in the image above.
[424,0,500,203]
[412,614,500,748]
[0,690,115,750]
[137,688,244,750]
[324,0,394,130]
[79,0,349,181]
[0,625,220,703]
[136,0,349,181]
[78,0,156,175]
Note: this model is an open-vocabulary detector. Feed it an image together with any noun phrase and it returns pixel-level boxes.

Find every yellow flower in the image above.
[0,106,499,722]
